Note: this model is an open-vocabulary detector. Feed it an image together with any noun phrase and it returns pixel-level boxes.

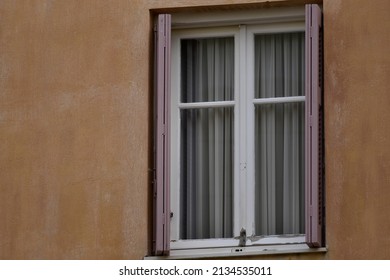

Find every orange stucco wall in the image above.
[0,0,389,259]
[324,0,390,259]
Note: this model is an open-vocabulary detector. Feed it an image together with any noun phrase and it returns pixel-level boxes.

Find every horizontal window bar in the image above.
[179,100,235,109]
[253,96,305,105]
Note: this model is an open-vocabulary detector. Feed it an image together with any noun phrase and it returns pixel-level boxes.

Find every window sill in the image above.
[144,244,327,260]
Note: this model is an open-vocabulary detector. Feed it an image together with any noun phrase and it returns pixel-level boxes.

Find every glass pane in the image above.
[254,32,305,99]
[181,37,234,103]
[180,107,234,239]
[254,103,305,235]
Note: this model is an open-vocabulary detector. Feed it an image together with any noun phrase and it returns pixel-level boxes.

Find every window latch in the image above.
[239,228,247,247]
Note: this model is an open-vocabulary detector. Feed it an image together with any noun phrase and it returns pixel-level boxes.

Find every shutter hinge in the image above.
[310,115,313,127]
[152,168,157,181]
[310,26,313,38]
[309,206,313,217]
[162,124,166,136]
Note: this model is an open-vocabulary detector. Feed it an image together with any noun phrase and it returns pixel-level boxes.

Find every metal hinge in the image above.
[152,168,157,181]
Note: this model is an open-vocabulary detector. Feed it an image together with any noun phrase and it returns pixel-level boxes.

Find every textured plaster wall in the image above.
[324,0,390,259]
[0,0,151,259]
[0,0,389,260]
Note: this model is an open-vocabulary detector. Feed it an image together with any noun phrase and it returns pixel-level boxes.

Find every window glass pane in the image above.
[254,103,305,235]
[181,37,234,102]
[255,32,305,99]
[180,107,234,239]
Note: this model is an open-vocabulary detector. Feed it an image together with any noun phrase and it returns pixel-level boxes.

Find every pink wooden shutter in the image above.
[153,14,171,255]
[305,4,324,248]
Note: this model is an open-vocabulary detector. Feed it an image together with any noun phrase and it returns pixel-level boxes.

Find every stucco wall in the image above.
[0,0,151,259]
[324,0,390,259]
[0,0,389,259]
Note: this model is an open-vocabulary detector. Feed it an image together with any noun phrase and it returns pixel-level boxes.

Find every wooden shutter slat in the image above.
[305,4,324,248]
[153,14,171,256]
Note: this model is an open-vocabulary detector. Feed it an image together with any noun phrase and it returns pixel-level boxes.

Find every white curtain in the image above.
[254,32,305,235]
[180,38,234,239]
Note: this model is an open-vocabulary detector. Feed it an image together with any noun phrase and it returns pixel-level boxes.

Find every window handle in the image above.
[238,228,247,247]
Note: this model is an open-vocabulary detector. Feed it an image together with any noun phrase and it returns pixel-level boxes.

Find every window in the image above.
[153,4,324,257]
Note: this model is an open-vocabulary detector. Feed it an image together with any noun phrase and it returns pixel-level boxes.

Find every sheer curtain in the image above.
[254,32,305,235]
[180,38,234,239]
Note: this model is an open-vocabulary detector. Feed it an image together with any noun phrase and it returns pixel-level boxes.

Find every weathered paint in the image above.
[305,3,323,248]
[154,14,171,256]
[0,0,389,259]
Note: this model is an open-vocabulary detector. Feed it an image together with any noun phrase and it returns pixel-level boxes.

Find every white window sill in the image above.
[144,244,327,260]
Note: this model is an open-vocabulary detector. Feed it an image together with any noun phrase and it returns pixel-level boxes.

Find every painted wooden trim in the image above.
[171,235,305,250]
[145,243,326,260]
[153,14,171,256]
[178,101,235,109]
[305,4,324,248]
[253,96,305,105]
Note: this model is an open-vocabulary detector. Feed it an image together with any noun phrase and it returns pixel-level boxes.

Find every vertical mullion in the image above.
[246,27,256,237]
[235,24,248,237]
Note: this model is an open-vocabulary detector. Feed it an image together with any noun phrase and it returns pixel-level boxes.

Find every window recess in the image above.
[153,4,324,256]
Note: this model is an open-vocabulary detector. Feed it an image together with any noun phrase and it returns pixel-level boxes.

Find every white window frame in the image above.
[169,6,308,251]
[170,26,241,249]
